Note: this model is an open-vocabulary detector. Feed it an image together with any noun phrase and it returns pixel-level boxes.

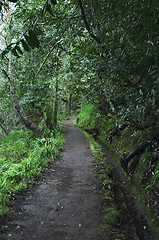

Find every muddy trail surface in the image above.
[1,118,105,240]
[0,118,157,240]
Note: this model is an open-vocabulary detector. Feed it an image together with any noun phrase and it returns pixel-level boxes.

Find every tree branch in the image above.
[33,41,60,80]
[120,131,159,173]
[78,0,100,44]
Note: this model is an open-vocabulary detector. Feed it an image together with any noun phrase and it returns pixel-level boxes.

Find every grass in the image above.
[0,129,65,216]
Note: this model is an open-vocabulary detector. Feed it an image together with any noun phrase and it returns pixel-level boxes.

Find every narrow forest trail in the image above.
[1,118,105,240]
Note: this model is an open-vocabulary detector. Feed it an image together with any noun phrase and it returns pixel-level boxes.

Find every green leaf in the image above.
[21,39,30,52]
[154,78,159,84]
[15,46,23,55]
[139,89,143,95]
[28,30,40,48]
[25,35,35,49]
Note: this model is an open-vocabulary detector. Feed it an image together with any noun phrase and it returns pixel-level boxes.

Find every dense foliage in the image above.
[77,103,159,230]
[1,1,158,134]
[0,0,158,221]
[0,127,65,215]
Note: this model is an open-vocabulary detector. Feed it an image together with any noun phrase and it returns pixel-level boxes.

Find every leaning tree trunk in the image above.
[2,2,45,138]
[2,69,46,139]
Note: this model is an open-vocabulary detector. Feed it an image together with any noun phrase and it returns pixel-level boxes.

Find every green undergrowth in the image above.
[77,104,99,128]
[83,131,128,239]
[77,103,159,233]
[57,113,70,121]
[0,128,65,216]
[98,127,159,232]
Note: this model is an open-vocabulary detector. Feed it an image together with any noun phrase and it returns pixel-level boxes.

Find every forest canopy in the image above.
[0,0,158,173]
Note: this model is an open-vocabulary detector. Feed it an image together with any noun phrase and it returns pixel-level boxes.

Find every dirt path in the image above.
[1,118,105,240]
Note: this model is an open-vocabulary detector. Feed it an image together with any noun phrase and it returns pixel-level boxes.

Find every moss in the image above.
[102,207,120,228]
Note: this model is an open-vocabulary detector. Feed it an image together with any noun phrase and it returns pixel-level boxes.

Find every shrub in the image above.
[0,130,65,216]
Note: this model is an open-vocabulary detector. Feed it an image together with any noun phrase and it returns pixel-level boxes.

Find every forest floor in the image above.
[0,117,157,240]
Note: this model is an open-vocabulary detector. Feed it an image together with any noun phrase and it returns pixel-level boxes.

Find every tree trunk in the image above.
[53,56,59,128]
[2,70,46,138]
[67,93,72,115]
[45,108,54,131]
[2,2,45,138]
[53,78,58,128]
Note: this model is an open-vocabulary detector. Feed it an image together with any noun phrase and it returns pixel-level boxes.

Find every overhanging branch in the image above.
[77,0,110,58]
[120,131,159,173]
[78,0,100,44]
